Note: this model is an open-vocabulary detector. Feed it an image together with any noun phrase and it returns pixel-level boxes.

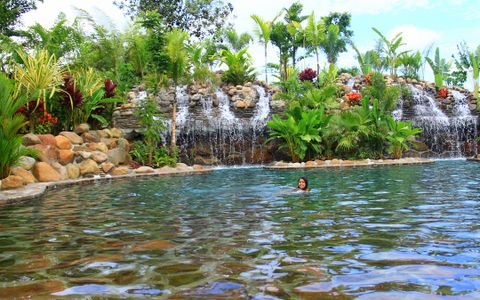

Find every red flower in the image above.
[364,72,374,84]
[299,68,317,82]
[438,87,448,98]
[345,92,362,105]
[104,79,117,98]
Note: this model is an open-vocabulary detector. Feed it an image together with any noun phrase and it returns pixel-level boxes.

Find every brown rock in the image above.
[11,168,35,184]
[74,123,90,135]
[66,164,80,179]
[110,128,123,138]
[1,175,25,189]
[51,162,68,180]
[60,131,83,144]
[132,240,175,251]
[134,166,154,174]
[98,129,113,138]
[22,133,41,146]
[107,148,129,166]
[37,134,56,147]
[117,138,130,150]
[55,135,72,150]
[33,162,61,182]
[157,166,176,173]
[82,132,100,143]
[91,151,108,163]
[79,159,100,175]
[305,161,316,167]
[87,143,108,153]
[234,100,247,109]
[111,166,129,176]
[175,163,190,171]
[58,150,74,165]
[101,162,115,173]
[0,280,64,298]
[29,144,59,163]
[101,138,117,149]
[192,164,204,171]
[18,156,36,170]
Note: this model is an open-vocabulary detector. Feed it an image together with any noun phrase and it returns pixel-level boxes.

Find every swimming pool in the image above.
[1,161,480,299]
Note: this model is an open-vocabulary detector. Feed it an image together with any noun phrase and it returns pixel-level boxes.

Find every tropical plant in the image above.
[125,24,150,80]
[218,48,256,85]
[298,67,317,81]
[399,51,422,79]
[14,49,63,131]
[352,44,383,75]
[425,47,452,89]
[266,105,331,162]
[130,97,173,166]
[320,24,342,66]
[270,22,291,80]
[304,12,325,75]
[467,46,480,99]
[385,116,422,159]
[372,27,409,78]
[299,85,339,111]
[321,12,353,59]
[221,29,252,52]
[361,72,400,113]
[251,13,280,83]
[0,73,37,179]
[187,43,215,85]
[0,0,41,36]
[165,28,189,148]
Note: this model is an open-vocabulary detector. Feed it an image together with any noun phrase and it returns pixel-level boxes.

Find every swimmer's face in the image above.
[298,178,307,190]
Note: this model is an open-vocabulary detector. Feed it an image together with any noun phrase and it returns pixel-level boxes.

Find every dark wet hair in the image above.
[298,177,308,190]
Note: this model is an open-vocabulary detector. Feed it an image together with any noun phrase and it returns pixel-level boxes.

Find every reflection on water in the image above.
[1,161,480,299]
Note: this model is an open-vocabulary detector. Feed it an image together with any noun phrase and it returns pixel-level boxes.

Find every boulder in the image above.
[51,162,68,180]
[107,148,129,166]
[55,135,72,150]
[29,144,59,163]
[134,166,154,174]
[116,138,130,150]
[74,123,90,135]
[192,164,204,171]
[110,128,123,138]
[37,134,57,147]
[100,138,117,149]
[60,131,83,145]
[97,129,113,138]
[79,159,100,175]
[112,166,129,176]
[87,143,108,153]
[100,162,115,173]
[1,175,24,189]
[82,132,100,143]
[157,166,177,173]
[22,133,41,146]
[58,150,74,165]
[75,151,93,163]
[91,151,108,163]
[17,156,36,170]
[33,162,61,182]
[234,100,247,109]
[66,164,80,179]
[175,163,190,171]
[11,168,36,184]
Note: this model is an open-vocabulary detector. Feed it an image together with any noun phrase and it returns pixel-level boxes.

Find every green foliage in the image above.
[218,48,256,85]
[304,12,324,74]
[115,0,233,39]
[187,43,216,85]
[425,47,452,89]
[266,106,331,161]
[0,0,42,36]
[361,72,400,113]
[338,67,359,76]
[352,44,383,75]
[321,12,353,56]
[385,116,422,159]
[221,29,252,52]
[399,51,422,79]
[372,27,409,78]
[0,73,37,179]
[130,97,176,167]
[165,28,189,86]
[251,13,280,83]
[14,49,63,112]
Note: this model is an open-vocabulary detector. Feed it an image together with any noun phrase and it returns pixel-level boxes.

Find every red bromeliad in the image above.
[438,87,448,98]
[299,68,317,82]
[345,92,362,105]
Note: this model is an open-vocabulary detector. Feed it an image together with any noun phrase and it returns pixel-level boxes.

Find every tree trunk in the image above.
[316,50,320,76]
[171,85,177,148]
[264,45,268,84]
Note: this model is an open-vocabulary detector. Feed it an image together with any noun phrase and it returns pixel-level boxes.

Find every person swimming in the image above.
[294,177,311,192]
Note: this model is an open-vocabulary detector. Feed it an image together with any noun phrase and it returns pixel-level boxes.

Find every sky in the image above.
[21,0,480,89]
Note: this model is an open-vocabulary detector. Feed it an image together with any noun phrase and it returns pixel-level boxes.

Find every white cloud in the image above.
[388,25,441,52]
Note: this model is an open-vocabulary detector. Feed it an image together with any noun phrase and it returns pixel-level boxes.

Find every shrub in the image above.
[299,68,317,81]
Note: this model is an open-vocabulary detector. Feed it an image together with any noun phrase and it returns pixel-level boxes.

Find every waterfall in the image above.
[251,85,271,130]
[175,86,190,129]
[398,85,477,157]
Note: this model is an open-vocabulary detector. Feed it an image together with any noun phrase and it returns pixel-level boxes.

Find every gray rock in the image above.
[107,148,129,166]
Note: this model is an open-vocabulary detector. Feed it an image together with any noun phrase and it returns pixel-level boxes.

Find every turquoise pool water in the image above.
[1,161,480,299]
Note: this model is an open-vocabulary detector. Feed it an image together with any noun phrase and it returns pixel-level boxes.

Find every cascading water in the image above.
[396,85,477,157]
[172,85,273,165]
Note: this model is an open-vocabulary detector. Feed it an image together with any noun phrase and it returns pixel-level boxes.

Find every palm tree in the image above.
[165,28,189,148]
[467,46,480,99]
[305,12,325,75]
[222,29,252,52]
[425,47,452,89]
[251,13,281,84]
[320,24,342,66]
[372,27,409,78]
